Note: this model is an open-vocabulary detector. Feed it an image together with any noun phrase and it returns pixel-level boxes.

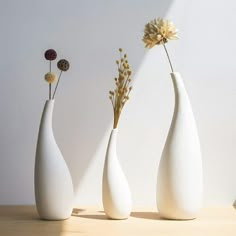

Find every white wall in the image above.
[0,0,235,207]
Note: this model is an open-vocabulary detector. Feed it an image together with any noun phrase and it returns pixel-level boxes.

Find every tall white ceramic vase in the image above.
[157,72,203,220]
[35,100,74,220]
[102,129,132,219]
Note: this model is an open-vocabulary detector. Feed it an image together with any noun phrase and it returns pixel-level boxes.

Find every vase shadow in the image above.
[72,208,87,215]
[131,212,162,220]
[0,206,65,236]
[233,200,236,209]
[76,214,108,220]
[72,210,108,220]
[0,205,40,220]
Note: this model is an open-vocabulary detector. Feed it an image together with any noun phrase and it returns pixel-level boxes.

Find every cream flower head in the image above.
[143,18,178,48]
[44,72,57,84]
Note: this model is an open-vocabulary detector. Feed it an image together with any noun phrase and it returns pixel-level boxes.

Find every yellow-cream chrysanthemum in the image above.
[44,72,57,83]
[143,18,178,48]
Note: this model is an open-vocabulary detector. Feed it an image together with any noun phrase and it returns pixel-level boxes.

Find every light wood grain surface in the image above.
[0,206,236,236]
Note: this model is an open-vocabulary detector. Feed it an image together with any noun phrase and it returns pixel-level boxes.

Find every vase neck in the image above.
[170,72,187,100]
[105,129,118,162]
[170,72,183,90]
[109,129,118,149]
[170,72,194,122]
[39,100,55,131]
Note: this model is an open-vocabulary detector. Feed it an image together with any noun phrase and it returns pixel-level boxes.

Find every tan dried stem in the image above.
[109,49,133,129]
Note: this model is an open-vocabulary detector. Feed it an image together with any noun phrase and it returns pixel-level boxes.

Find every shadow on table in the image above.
[76,214,108,220]
[0,206,74,236]
[233,200,236,209]
[72,208,86,214]
[131,212,162,220]
[1,206,40,221]
[72,208,108,220]
[72,209,163,221]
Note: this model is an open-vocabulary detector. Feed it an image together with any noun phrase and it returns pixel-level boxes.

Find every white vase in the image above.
[102,129,132,219]
[34,100,74,220]
[156,72,203,220]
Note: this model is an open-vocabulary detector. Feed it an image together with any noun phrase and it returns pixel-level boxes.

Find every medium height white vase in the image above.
[157,72,203,220]
[35,100,74,220]
[102,129,132,219]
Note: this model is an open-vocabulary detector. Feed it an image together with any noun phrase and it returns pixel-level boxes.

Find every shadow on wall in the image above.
[0,0,174,206]
[51,0,175,202]
[0,0,174,234]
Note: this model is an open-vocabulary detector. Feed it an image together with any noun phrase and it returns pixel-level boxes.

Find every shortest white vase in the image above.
[35,100,74,220]
[102,128,132,219]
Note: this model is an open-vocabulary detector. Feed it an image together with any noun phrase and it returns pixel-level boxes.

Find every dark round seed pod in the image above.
[57,59,70,71]
[44,49,57,60]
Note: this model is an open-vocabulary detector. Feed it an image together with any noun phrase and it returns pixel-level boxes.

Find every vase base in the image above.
[160,215,197,221]
[159,212,198,220]
[40,216,71,221]
[106,215,129,220]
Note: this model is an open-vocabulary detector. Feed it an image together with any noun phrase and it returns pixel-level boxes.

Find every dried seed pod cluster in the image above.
[44,49,57,61]
[57,59,70,71]
[44,72,57,83]
[109,48,133,128]
[43,49,70,99]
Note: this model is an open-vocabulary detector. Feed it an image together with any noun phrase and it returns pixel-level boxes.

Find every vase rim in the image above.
[170,71,180,75]
[46,99,55,102]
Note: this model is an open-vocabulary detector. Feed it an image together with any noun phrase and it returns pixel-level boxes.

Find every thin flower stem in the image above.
[52,70,63,99]
[112,96,115,109]
[110,97,115,110]
[113,110,120,128]
[49,60,52,99]
[123,75,130,91]
[49,84,51,99]
[163,44,174,73]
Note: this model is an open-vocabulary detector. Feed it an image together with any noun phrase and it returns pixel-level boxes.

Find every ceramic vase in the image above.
[34,99,74,220]
[102,128,132,219]
[156,72,203,220]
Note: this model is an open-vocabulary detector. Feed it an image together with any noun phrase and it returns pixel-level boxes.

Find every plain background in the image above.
[0,0,235,207]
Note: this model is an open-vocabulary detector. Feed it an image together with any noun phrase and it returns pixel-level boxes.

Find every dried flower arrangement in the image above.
[143,18,178,72]
[44,49,70,99]
[109,48,133,129]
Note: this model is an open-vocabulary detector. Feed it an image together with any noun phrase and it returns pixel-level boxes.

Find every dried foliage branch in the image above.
[109,48,133,129]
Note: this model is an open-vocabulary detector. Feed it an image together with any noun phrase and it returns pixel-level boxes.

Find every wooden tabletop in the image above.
[0,206,236,235]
